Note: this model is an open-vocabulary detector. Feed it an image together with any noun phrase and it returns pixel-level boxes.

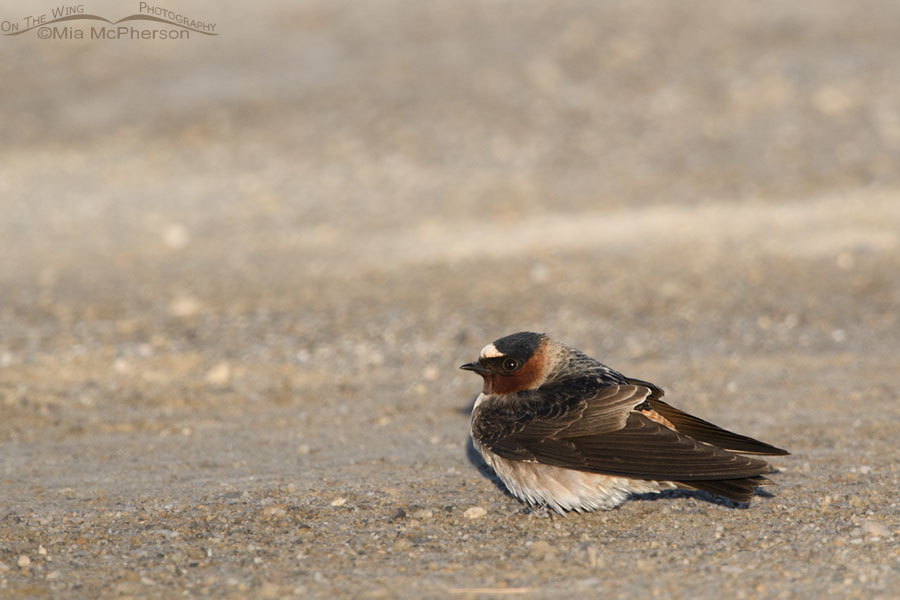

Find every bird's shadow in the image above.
[629,486,772,509]
[461,394,775,510]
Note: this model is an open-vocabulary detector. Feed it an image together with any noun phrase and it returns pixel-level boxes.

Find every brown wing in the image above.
[624,377,789,456]
[471,383,652,460]
[644,397,789,456]
[474,383,771,481]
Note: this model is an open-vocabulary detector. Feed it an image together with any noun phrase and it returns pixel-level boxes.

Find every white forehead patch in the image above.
[480,343,505,359]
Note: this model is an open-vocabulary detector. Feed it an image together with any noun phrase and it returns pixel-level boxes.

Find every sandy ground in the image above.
[1,0,899,597]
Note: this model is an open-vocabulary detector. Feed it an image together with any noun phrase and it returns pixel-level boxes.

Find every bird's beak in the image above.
[460,361,488,375]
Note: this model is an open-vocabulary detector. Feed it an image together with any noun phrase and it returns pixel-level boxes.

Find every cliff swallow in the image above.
[461,332,789,513]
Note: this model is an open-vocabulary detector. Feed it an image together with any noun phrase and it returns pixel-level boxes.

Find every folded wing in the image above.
[474,383,776,483]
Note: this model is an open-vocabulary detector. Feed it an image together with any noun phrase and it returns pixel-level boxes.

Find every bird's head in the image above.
[460,331,555,394]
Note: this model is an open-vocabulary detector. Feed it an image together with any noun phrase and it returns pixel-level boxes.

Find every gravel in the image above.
[1,0,899,598]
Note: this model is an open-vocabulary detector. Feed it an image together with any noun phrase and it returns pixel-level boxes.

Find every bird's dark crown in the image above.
[491,332,546,361]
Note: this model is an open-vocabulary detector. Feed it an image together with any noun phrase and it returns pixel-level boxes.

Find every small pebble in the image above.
[261,504,287,518]
[529,540,556,560]
[259,581,282,599]
[393,537,413,551]
[330,497,347,507]
[836,252,855,269]
[635,558,654,572]
[463,506,487,519]
[17,555,31,568]
[162,223,190,249]
[530,263,549,283]
[169,295,202,318]
[412,508,433,519]
[205,362,232,385]
[412,508,434,520]
[582,544,601,567]
[862,521,889,538]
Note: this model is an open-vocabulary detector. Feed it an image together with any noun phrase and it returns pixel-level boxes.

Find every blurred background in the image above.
[1,0,898,597]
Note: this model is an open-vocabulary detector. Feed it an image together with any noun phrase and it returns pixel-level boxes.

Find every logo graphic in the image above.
[2,3,217,40]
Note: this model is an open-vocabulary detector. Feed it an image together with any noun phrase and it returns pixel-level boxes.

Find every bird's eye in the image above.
[502,358,520,372]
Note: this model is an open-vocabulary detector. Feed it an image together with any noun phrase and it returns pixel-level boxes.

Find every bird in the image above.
[460,332,789,513]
